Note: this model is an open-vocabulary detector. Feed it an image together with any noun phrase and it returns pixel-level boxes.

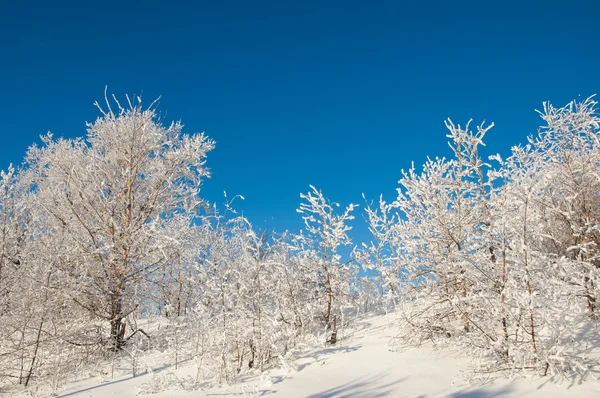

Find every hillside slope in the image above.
[39,314,600,397]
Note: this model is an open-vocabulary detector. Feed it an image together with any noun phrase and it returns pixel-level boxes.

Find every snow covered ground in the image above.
[34,314,600,398]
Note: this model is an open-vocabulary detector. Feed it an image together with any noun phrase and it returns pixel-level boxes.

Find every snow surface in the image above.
[34,314,600,397]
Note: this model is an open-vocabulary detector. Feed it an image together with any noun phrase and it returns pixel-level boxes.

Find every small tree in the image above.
[296,185,357,330]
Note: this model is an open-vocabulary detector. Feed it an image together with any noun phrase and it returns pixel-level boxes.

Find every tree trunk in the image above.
[110,292,126,350]
[500,247,509,363]
[325,273,333,329]
[25,320,43,386]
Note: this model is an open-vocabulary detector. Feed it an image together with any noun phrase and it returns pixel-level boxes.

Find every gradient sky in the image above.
[1,0,599,244]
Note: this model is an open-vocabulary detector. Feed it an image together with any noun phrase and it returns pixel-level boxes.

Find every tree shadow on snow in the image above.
[445,385,513,397]
[56,375,139,398]
[306,372,407,398]
[296,344,362,372]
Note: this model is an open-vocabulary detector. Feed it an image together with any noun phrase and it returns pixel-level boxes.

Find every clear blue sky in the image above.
[1,0,599,245]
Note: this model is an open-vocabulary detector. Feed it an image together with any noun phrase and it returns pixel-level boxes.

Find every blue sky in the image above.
[1,0,599,245]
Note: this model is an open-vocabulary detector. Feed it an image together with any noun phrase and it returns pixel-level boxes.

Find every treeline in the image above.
[1,94,599,393]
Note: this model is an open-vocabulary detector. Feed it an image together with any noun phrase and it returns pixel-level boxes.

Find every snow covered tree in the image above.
[296,185,357,330]
[359,195,402,305]
[392,119,498,342]
[25,94,214,350]
[0,165,27,315]
[493,96,600,374]
[533,97,600,317]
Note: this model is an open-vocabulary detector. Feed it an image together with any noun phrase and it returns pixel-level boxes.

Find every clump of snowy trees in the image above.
[368,97,600,378]
[1,93,599,393]
[0,95,361,393]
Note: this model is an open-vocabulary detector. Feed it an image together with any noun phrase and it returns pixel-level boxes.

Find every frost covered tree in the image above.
[25,94,214,350]
[359,195,402,304]
[296,185,357,330]
[392,119,497,342]
[0,165,32,384]
[493,97,600,374]
[0,165,27,314]
[532,97,600,317]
